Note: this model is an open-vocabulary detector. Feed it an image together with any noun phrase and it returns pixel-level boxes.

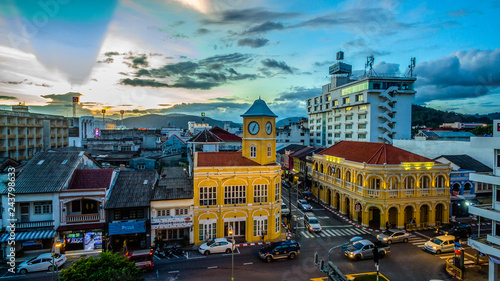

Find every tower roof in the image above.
[241,98,277,118]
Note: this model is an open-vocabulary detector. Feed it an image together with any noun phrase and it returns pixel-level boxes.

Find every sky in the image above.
[0,0,499,122]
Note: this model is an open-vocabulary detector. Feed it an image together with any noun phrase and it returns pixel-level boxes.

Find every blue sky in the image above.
[0,0,499,122]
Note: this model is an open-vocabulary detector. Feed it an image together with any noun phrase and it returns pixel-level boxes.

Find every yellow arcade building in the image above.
[311,141,451,230]
[193,99,282,244]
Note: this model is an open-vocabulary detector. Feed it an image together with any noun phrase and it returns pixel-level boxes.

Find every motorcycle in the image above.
[154,247,166,258]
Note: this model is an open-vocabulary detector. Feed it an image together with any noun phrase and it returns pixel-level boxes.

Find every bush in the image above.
[60,251,143,281]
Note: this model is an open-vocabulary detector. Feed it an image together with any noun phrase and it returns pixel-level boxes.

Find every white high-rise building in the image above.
[467,120,500,280]
[307,53,416,146]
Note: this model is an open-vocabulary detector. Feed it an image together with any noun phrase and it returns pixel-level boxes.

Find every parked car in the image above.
[199,238,233,255]
[127,249,154,270]
[436,223,472,238]
[259,240,301,263]
[18,253,67,274]
[423,235,456,254]
[376,229,411,244]
[281,203,290,216]
[297,199,313,211]
[344,239,390,261]
[303,212,322,232]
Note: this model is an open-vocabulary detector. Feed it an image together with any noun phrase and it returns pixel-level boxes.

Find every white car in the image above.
[18,253,67,274]
[198,238,233,255]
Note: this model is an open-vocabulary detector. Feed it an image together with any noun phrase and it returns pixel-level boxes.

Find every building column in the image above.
[489,261,499,281]
[218,215,225,241]
[443,203,450,224]
[332,193,338,209]
[361,208,369,227]
[428,207,436,227]
[397,208,405,229]
[415,205,421,228]
[339,194,346,215]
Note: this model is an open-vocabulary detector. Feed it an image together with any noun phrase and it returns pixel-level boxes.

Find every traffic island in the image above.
[346,272,390,281]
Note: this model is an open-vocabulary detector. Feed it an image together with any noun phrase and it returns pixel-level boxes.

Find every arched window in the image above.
[356,174,363,186]
[387,177,399,189]
[404,176,414,189]
[434,175,445,188]
[335,168,341,179]
[420,176,430,189]
[370,177,381,190]
[314,163,318,171]
[464,182,472,193]
[320,164,324,174]
[345,171,351,182]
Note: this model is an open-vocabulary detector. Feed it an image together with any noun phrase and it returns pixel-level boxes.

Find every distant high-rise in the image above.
[307,54,416,146]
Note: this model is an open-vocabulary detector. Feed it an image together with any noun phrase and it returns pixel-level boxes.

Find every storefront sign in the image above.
[108,220,146,235]
[151,217,193,230]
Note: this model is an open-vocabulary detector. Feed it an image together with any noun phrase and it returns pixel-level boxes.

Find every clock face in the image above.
[266,121,273,135]
[248,121,260,135]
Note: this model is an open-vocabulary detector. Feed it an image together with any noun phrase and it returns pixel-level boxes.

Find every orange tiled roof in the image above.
[318,141,436,165]
[197,152,260,167]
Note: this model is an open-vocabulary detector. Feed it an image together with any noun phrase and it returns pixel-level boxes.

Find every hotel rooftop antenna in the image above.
[365,55,376,77]
[328,51,352,87]
[406,57,416,77]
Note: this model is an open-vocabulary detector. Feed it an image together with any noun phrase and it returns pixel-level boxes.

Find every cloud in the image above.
[244,21,285,34]
[274,86,321,101]
[373,62,400,74]
[195,28,211,35]
[314,60,335,67]
[199,53,252,64]
[201,8,299,25]
[237,38,269,48]
[342,38,391,56]
[261,59,294,74]
[415,48,500,103]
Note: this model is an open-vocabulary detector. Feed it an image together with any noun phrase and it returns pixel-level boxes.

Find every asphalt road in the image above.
[0,185,490,281]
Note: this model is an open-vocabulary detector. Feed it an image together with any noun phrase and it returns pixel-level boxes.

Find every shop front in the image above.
[57,223,105,252]
[0,230,56,260]
[108,220,148,251]
[151,217,193,246]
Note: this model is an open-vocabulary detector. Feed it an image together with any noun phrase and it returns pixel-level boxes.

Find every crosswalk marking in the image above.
[298,227,371,238]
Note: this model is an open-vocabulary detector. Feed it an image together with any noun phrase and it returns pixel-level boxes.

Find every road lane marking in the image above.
[319,232,327,237]
[301,231,311,238]
[243,262,253,265]
[207,266,218,269]
[168,271,179,274]
[325,230,337,236]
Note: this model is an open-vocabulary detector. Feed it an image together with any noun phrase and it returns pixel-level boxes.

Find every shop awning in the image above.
[0,230,56,243]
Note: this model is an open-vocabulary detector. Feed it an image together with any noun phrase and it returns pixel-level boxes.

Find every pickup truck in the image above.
[344,239,390,261]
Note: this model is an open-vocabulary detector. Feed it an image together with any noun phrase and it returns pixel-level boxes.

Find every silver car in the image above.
[376,230,410,244]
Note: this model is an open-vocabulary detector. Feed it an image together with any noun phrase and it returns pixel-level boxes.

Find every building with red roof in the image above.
[209,126,242,151]
[310,140,451,230]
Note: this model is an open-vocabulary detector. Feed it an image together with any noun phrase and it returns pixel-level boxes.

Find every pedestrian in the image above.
[386,221,390,230]
[261,231,266,243]
[107,237,113,252]
[123,239,128,253]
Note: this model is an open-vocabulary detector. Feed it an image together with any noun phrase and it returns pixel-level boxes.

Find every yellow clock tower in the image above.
[241,98,277,165]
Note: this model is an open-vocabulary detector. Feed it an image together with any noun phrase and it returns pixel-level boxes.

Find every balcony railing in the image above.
[421,189,430,195]
[17,220,54,229]
[388,190,398,196]
[405,189,415,196]
[66,213,101,223]
[368,190,380,196]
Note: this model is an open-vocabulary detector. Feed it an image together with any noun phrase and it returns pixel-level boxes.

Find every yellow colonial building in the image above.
[310,141,452,230]
[193,99,282,244]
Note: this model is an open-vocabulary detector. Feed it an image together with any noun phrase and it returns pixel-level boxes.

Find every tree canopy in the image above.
[60,251,143,281]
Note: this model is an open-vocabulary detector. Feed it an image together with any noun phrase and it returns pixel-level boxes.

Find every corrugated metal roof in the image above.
[188,129,223,143]
[435,155,492,173]
[68,169,114,190]
[276,144,306,155]
[104,170,158,209]
[3,151,89,194]
[154,167,193,200]
[240,98,277,117]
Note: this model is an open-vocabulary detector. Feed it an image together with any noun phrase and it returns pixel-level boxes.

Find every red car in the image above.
[127,249,154,270]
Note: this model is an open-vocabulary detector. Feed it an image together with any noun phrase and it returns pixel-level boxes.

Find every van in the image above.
[303,212,322,233]
[126,249,154,270]
[423,235,456,254]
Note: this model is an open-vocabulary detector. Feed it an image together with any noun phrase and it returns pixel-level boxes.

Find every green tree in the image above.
[60,251,143,281]
[471,124,493,136]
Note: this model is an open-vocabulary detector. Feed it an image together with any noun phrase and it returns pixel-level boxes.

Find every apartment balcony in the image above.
[18,134,26,138]
[28,145,34,148]
[63,142,68,146]
[7,135,16,139]
[27,134,34,138]
[18,156,26,160]
[7,146,16,150]
[27,124,34,127]
[0,147,5,151]
[18,145,26,149]
[65,213,101,223]
[36,144,42,148]
[57,125,62,128]
[7,123,17,127]
[35,124,42,127]
[17,220,54,229]
[57,134,62,137]
[0,122,4,126]
[57,142,62,146]
[0,135,5,139]
[367,189,380,197]
[18,123,26,127]
[36,134,42,138]
[50,134,55,137]
[469,204,500,221]
[50,125,55,128]
[63,125,68,128]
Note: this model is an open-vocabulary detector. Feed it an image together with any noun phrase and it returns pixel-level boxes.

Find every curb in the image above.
[319,203,383,233]
[469,222,491,227]
[281,222,293,240]
[234,242,268,247]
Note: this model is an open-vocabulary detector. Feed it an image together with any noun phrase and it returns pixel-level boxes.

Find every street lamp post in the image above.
[229,225,235,281]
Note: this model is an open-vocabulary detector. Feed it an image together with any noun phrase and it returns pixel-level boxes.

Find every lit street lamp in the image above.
[229,225,235,281]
